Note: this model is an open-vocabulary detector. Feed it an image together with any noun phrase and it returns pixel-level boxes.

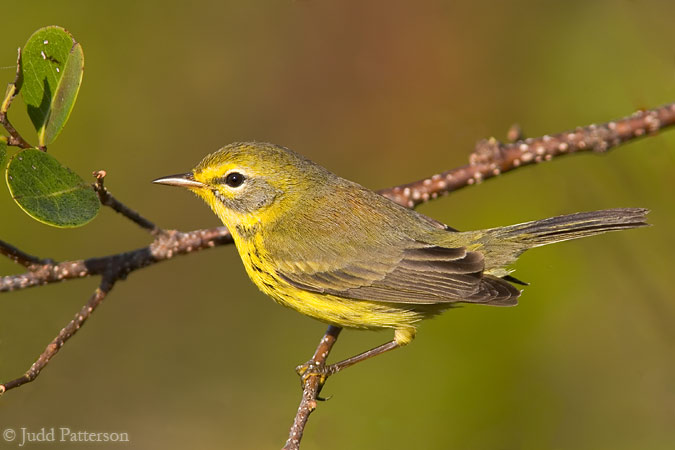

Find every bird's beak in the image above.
[152,172,206,189]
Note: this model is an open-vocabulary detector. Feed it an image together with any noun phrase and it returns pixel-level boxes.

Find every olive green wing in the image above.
[276,245,520,306]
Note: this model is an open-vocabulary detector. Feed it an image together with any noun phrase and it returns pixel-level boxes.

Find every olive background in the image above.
[1,1,674,449]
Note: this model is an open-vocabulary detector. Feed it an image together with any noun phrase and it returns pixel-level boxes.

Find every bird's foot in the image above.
[295,360,335,400]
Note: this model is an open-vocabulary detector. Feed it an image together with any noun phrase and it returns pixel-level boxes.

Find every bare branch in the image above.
[379,102,675,208]
[0,240,52,268]
[0,277,115,394]
[0,227,233,292]
[93,170,160,233]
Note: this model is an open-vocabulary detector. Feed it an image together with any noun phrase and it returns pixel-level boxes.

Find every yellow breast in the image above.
[231,228,423,335]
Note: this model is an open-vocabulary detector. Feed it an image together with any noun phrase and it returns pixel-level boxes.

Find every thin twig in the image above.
[0,240,52,268]
[0,277,115,393]
[93,170,160,234]
[0,47,31,150]
[283,326,342,450]
[0,114,31,149]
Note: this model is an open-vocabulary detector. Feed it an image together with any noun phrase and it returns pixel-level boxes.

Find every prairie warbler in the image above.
[154,142,647,373]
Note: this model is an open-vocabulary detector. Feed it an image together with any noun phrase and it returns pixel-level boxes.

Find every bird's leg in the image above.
[325,340,400,374]
[296,327,414,395]
[325,326,415,375]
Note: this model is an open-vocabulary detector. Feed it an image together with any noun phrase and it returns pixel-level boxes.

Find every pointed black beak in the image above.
[152,172,206,188]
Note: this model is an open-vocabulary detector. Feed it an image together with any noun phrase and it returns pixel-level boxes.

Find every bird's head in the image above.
[153,142,324,232]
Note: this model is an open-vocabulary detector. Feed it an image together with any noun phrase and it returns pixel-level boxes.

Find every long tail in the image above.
[462,208,649,275]
[488,208,649,247]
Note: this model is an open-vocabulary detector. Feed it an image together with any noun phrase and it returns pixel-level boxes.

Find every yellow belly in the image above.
[234,232,428,337]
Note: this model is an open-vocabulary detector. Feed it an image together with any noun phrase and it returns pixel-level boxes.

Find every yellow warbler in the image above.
[154,142,647,371]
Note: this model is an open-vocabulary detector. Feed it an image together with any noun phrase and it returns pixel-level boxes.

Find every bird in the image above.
[153,142,648,375]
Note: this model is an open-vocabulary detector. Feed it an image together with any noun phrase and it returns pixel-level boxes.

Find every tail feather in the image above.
[492,208,650,247]
[463,208,649,276]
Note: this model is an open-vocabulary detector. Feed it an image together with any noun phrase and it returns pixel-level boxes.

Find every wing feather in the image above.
[277,244,520,305]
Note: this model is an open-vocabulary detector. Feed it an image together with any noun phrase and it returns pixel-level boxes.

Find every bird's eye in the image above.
[224,172,245,188]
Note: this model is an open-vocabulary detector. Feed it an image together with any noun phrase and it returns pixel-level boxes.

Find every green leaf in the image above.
[20,26,84,146]
[6,148,99,227]
[41,42,84,146]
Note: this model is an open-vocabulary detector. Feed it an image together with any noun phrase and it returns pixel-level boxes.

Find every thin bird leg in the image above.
[325,327,414,375]
[296,340,401,399]
[326,340,400,375]
[296,327,412,396]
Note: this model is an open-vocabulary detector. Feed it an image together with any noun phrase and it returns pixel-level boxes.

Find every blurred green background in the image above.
[1,1,674,449]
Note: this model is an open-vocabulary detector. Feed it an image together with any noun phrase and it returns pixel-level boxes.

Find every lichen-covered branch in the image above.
[0,227,233,292]
[379,102,675,207]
